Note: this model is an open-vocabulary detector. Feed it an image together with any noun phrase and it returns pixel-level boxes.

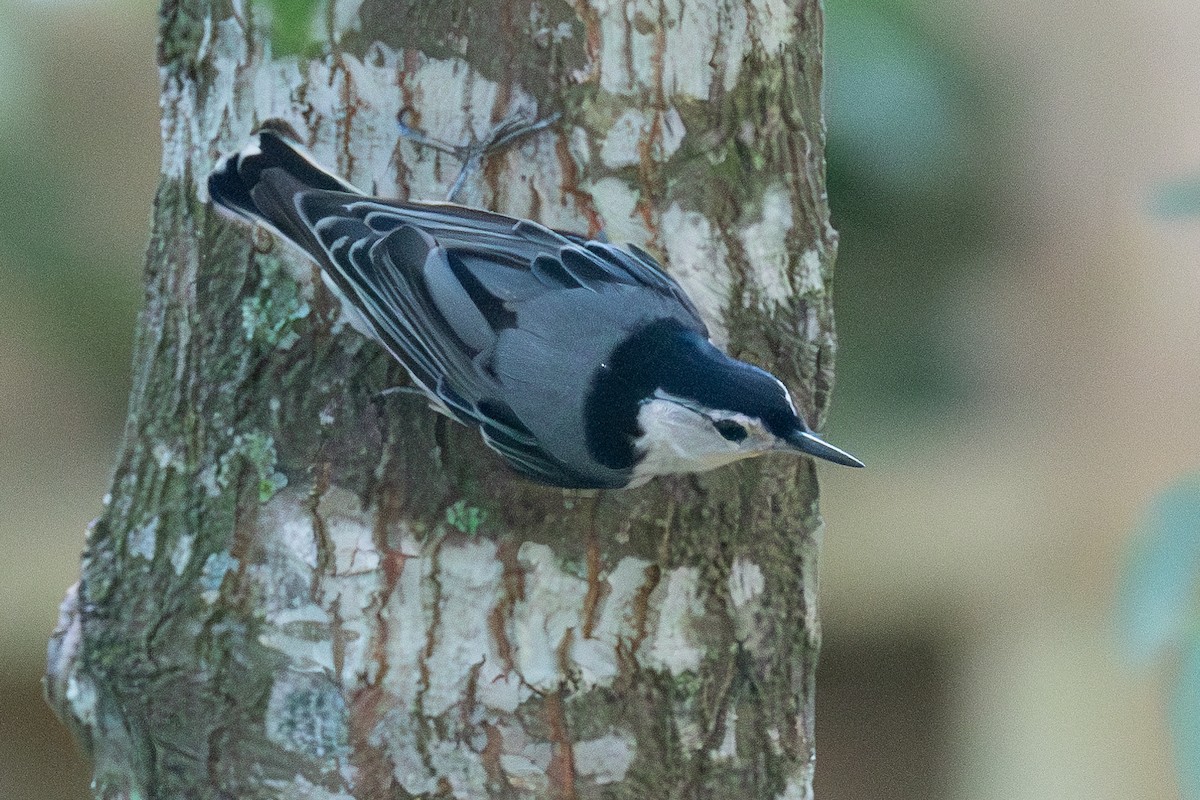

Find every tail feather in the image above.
[207,122,360,240]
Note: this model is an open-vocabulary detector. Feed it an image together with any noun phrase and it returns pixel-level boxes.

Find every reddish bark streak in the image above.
[622,563,662,671]
[485,0,518,206]
[307,460,333,593]
[635,11,669,241]
[480,722,506,789]
[571,0,602,84]
[331,54,362,182]
[348,684,400,797]
[488,603,515,674]
[544,691,578,800]
[329,596,346,683]
[490,538,523,672]
[555,136,604,237]
[417,536,448,709]
[580,525,603,639]
[366,478,407,688]
[461,657,486,729]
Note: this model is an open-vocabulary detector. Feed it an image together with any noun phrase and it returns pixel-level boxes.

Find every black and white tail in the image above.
[207,122,360,243]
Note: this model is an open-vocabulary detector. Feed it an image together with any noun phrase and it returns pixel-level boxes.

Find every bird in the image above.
[207,121,863,489]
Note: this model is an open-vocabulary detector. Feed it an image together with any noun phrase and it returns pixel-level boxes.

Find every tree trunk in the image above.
[46,1,838,797]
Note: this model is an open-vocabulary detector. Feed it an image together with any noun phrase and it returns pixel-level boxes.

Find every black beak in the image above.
[785,429,865,468]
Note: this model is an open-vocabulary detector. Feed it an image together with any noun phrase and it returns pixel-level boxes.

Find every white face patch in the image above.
[628,393,779,483]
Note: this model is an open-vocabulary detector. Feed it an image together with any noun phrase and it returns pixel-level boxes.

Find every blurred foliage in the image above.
[1151,175,1200,219]
[1119,477,1200,800]
[1120,477,1200,661]
[257,0,324,57]
[826,0,970,193]
[1176,636,1200,800]
[824,0,1007,442]
[0,17,30,130]
[0,124,140,425]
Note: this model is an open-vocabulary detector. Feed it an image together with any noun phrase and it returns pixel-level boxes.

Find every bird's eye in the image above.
[713,419,748,443]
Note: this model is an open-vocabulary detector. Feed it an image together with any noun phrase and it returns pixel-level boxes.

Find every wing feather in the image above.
[285,189,706,485]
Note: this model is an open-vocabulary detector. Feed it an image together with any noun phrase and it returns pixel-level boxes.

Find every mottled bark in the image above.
[46,0,838,797]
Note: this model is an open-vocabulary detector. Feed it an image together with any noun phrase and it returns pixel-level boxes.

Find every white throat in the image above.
[628,398,762,485]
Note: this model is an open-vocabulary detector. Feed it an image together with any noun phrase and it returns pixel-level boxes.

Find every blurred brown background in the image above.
[0,0,1195,797]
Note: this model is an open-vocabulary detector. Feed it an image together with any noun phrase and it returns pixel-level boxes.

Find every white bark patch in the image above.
[259,604,335,674]
[424,539,507,715]
[776,776,813,800]
[740,183,795,308]
[660,203,732,345]
[240,490,709,793]
[199,551,239,604]
[182,35,562,213]
[658,107,687,160]
[590,0,750,99]
[491,125,581,232]
[65,673,98,728]
[263,775,355,800]
[574,734,637,784]
[572,555,653,684]
[749,0,798,52]
[382,724,438,796]
[152,442,178,471]
[282,514,321,570]
[377,714,490,797]
[662,0,743,97]
[513,542,587,690]
[329,0,366,41]
[380,532,432,707]
[728,558,767,652]
[475,661,529,715]
[494,723,553,792]
[728,559,765,609]
[376,536,508,797]
[46,584,83,728]
[176,33,593,329]
[644,566,705,675]
[253,493,335,670]
[170,533,193,576]
[713,707,738,761]
[297,57,402,194]
[265,671,350,760]
[588,177,652,246]
[500,753,550,793]
[600,109,646,169]
[797,248,824,296]
[600,108,686,168]
[317,487,388,684]
[329,516,380,576]
[128,516,159,561]
[494,723,549,772]
[425,736,491,798]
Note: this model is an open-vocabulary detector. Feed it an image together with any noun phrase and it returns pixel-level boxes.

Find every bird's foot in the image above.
[396,109,561,203]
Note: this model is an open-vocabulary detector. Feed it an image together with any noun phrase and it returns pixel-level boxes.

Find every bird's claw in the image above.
[396,110,562,203]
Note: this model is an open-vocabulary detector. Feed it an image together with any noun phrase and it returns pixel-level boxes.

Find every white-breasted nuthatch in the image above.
[207,123,862,489]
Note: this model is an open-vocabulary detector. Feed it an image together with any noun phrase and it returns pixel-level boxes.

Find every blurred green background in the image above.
[1,0,1197,797]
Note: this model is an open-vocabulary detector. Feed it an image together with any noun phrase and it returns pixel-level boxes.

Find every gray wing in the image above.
[292,191,706,487]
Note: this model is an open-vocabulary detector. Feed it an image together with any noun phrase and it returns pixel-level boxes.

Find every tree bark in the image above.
[46,0,838,797]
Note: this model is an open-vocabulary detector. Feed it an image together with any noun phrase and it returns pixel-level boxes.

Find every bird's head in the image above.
[633,387,864,476]
[587,320,863,484]
[631,358,863,480]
